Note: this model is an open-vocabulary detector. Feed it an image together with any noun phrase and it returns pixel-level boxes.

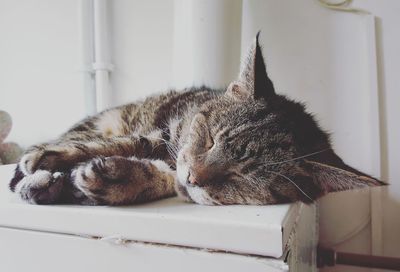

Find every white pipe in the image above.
[93,0,113,111]
[78,0,96,115]
[173,0,242,89]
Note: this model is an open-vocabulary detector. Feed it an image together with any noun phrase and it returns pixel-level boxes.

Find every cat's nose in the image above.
[187,174,200,186]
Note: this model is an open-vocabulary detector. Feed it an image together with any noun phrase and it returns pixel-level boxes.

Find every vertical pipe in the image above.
[173,0,194,89]
[93,0,113,111]
[173,0,242,89]
[78,0,96,115]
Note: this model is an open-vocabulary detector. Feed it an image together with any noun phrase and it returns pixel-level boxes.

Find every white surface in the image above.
[0,164,296,258]
[0,227,288,272]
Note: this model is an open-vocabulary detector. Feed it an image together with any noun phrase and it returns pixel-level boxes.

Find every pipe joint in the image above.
[92,62,114,72]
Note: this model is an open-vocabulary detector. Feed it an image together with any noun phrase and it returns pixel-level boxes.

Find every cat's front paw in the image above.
[19,149,45,175]
[72,156,133,204]
[14,170,65,204]
[19,145,75,174]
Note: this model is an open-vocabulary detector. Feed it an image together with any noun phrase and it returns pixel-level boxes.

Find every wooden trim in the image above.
[365,14,383,255]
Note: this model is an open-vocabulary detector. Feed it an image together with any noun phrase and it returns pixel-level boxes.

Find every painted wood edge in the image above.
[364,14,383,256]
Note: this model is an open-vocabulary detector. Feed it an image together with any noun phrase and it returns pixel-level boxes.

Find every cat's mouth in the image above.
[176,162,219,205]
[176,182,219,205]
[185,186,220,205]
[176,148,222,205]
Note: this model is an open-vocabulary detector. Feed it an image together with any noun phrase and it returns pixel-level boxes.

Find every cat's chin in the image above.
[185,185,219,205]
[174,182,219,206]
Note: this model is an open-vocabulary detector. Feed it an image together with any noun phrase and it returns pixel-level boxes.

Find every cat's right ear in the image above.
[303,160,385,195]
[226,32,276,101]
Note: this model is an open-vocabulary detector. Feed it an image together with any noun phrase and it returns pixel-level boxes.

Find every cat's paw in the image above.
[19,145,75,174]
[14,170,65,204]
[19,149,44,175]
[72,156,132,204]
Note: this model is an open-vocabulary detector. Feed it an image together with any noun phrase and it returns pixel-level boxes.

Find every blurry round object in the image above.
[0,142,23,164]
[0,110,12,143]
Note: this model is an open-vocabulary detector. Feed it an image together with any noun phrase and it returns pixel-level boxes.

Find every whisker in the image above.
[266,170,314,202]
[142,134,180,161]
[265,148,331,166]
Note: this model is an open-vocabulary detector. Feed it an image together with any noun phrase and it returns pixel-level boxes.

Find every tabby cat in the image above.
[9,34,384,205]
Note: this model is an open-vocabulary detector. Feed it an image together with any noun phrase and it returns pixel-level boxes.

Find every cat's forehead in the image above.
[199,98,273,128]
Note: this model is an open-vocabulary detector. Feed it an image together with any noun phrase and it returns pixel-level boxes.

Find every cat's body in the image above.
[10,88,218,205]
[9,35,384,205]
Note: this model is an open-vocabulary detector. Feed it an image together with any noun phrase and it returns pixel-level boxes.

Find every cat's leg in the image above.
[18,135,167,175]
[11,134,169,204]
[71,156,176,205]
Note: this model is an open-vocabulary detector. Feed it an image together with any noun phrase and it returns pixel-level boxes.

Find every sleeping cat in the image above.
[9,34,384,205]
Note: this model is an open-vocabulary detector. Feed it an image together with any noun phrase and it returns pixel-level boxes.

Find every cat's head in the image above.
[175,33,384,205]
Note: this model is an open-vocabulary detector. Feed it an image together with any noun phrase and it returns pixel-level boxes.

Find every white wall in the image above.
[109,0,242,105]
[109,0,175,106]
[0,0,176,145]
[0,0,85,147]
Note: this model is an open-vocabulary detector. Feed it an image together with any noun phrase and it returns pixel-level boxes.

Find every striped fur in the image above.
[9,35,384,205]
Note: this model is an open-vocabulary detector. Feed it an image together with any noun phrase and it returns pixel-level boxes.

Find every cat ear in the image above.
[227,32,275,101]
[303,160,385,195]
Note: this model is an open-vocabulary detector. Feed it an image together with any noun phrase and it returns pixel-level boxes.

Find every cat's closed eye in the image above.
[190,114,214,151]
[205,134,214,150]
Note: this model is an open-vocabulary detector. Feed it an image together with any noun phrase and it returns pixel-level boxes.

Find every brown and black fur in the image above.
[9,34,384,206]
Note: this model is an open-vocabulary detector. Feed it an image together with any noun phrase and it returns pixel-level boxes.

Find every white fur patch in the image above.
[186,186,219,205]
[151,159,174,175]
[52,172,63,179]
[95,110,124,137]
[15,170,52,194]
[146,130,163,140]
[71,163,97,198]
[15,170,54,204]
[168,117,181,142]
[19,153,39,175]
[85,142,101,149]
[176,154,189,187]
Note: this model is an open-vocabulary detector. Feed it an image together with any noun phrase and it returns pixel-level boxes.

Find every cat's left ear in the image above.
[226,32,275,101]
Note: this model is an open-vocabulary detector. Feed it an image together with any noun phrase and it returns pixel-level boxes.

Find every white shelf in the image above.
[0,164,306,258]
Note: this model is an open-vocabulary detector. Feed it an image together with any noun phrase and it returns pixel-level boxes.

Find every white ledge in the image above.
[0,164,303,258]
